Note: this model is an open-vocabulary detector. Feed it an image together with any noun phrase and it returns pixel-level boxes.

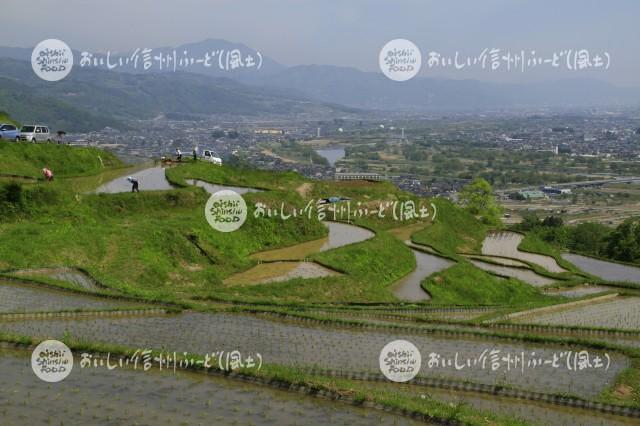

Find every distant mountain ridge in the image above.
[0,56,357,132]
[1,38,639,131]
[253,64,640,111]
[3,38,638,112]
[0,39,284,80]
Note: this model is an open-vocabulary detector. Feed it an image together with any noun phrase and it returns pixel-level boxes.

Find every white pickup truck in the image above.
[201,149,222,165]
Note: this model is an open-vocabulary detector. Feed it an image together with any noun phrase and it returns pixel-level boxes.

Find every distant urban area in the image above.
[47,107,640,226]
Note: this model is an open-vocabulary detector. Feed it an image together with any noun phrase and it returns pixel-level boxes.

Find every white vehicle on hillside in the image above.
[19,125,51,142]
[201,149,222,165]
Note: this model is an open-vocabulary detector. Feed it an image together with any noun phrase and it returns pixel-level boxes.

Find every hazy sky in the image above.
[1,0,638,85]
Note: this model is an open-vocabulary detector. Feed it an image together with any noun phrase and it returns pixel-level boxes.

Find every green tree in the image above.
[542,215,563,227]
[606,218,640,262]
[570,222,610,256]
[459,178,502,225]
[518,212,540,231]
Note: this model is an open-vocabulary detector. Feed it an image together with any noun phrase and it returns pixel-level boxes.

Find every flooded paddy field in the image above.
[9,267,102,291]
[92,167,267,196]
[465,255,531,268]
[482,232,567,273]
[311,307,492,323]
[186,179,263,195]
[391,251,453,302]
[227,221,373,283]
[512,296,640,330]
[252,221,374,262]
[544,285,612,298]
[409,384,637,426]
[467,259,556,287]
[563,253,640,283]
[0,280,147,313]
[0,312,627,397]
[316,309,640,350]
[94,166,174,193]
[224,261,340,285]
[0,349,419,426]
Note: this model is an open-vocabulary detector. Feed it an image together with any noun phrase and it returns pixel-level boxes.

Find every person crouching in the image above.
[127,176,139,193]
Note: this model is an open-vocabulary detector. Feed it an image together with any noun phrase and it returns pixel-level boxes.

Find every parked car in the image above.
[201,149,222,165]
[0,123,19,140]
[19,125,51,142]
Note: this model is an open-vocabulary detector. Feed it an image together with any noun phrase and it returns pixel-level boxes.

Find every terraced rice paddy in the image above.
[0,312,626,397]
[94,166,175,193]
[482,232,567,273]
[391,250,453,301]
[224,261,340,285]
[186,179,263,195]
[0,281,146,313]
[310,309,492,326]
[405,241,438,254]
[563,253,640,283]
[413,385,637,426]
[252,221,374,262]
[465,255,531,268]
[226,221,373,283]
[9,268,102,291]
[512,296,640,330]
[467,259,556,287]
[544,285,612,298]
[0,349,418,426]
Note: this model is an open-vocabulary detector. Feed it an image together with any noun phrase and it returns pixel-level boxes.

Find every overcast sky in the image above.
[1,0,638,86]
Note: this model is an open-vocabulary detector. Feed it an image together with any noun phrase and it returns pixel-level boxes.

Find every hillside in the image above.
[0,57,358,132]
[257,64,640,111]
[1,144,595,310]
[0,144,457,303]
[0,111,19,126]
[0,142,123,178]
[3,39,639,126]
[0,77,122,132]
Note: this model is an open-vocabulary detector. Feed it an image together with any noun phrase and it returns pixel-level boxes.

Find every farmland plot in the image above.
[482,232,566,273]
[0,312,627,398]
[0,281,146,313]
[468,259,556,287]
[0,349,416,426]
[513,296,640,331]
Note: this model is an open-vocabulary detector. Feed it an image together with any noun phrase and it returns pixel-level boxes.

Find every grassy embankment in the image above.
[0,111,19,126]
[1,145,562,306]
[0,142,123,179]
[410,199,561,306]
[166,162,418,303]
[1,155,412,304]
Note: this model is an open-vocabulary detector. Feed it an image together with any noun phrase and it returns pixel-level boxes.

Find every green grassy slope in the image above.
[411,198,488,256]
[424,262,558,306]
[0,142,123,178]
[0,149,557,306]
[0,110,19,126]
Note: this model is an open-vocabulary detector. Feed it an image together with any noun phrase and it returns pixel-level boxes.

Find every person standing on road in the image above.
[127,176,139,193]
[176,148,182,161]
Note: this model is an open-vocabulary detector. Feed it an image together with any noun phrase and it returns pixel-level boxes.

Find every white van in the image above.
[202,149,222,165]
[19,125,51,142]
